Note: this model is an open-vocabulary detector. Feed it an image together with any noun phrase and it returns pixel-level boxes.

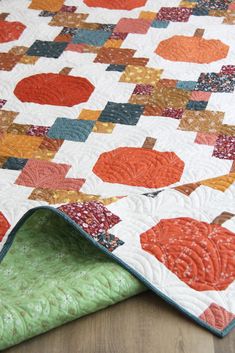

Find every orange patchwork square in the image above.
[120,65,163,85]
[139,11,157,20]
[0,110,18,131]
[93,121,115,133]
[29,0,65,12]
[78,109,101,120]
[0,134,43,158]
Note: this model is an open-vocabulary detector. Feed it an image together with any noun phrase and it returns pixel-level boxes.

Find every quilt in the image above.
[0,209,145,349]
[0,0,235,345]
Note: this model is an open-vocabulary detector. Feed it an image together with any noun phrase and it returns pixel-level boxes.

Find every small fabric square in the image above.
[60,5,77,12]
[0,134,43,158]
[186,100,208,110]
[72,29,111,46]
[39,10,56,17]
[194,132,218,146]
[120,65,163,85]
[176,81,197,90]
[197,0,231,10]
[26,40,68,58]
[27,125,50,137]
[98,102,144,125]
[151,20,169,28]
[195,73,235,93]
[114,18,151,34]
[191,91,211,101]
[58,201,123,251]
[179,110,224,133]
[161,108,184,119]
[106,64,126,72]
[0,53,20,71]
[192,7,209,15]
[2,157,28,170]
[213,135,235,160]
[47,118,95,142]
[157,7,192,22]
[220,65,235,75]
[133,84,153,95]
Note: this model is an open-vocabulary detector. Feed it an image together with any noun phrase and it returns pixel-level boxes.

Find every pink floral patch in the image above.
[199,303,235,330]
[220,65,235,75]
[191,91,211,101]
[213,135,235,160]
[60,5,77,12]
[157,7,192,22]
[195,132,218,146]
[161,107,184,119]
[27,125,50,137]
[133,84,153,95]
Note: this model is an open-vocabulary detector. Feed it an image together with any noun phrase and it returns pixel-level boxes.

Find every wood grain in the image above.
[5,291,230,353]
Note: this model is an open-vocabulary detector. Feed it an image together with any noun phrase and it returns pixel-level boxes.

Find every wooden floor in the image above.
[4,292,234,353]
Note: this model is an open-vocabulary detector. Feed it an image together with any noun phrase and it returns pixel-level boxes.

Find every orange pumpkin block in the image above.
[93,147,184,188]
[84,0,147,10]
[156,35,229,64]
[140,217,235,291]
[14,73,94,107]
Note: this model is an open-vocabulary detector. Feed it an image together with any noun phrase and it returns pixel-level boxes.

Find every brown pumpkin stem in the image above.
[194,28,205,38]
[211,212,235,225]
[59,67,72,75]
[142,137,156,149]
[0,13,9,20]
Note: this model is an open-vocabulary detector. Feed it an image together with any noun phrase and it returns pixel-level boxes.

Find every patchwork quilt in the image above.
[0,0,235,345]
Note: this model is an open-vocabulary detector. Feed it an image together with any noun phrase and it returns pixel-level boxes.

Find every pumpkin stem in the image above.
[59,67,72,75]
[142,137,156,149]
[211,212,235,225]
[194,28,204,38]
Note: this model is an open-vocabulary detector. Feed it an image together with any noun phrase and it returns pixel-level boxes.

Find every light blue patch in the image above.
[176,81,197,90]
[151,20,169,28]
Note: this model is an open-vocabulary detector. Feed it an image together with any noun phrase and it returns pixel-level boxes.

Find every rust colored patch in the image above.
[14,73,94,107]
[0,21,26,43]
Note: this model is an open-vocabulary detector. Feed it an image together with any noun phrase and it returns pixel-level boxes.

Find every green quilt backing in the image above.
[0,210,145,350]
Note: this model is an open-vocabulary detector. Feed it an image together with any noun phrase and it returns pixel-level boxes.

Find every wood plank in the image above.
[214,331,235,353]
[4,292,218,353]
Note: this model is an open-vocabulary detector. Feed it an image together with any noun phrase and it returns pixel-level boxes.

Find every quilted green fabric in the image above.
[0,210,145,350]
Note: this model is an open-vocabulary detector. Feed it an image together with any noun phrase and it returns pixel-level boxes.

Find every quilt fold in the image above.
[0,0,235,346]
[0,209,145,350]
